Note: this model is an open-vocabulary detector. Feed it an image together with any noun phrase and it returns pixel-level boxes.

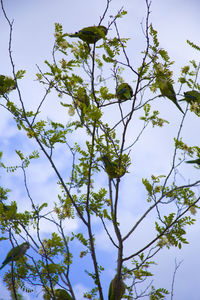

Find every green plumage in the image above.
[186,158,200,166]
[43,288,73,300]
[183,90,200,104]
[159,78,183,113]
[74,87,90,124]
[101,155,126,179]
[0,242,29,270]
[0,201,17,219]
[108,275,126,300]
[116,83,133,101]
[0,201,9,211]
[69,26,107,44]
[0,75,16,95]
[55,289,73,300]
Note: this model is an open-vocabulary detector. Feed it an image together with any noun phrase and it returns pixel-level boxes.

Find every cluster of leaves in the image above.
[0,0,200,299]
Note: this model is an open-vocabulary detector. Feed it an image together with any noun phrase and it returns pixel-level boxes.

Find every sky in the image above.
[0,0,200,299]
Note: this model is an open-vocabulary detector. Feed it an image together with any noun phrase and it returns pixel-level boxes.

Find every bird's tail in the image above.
[174,101,184,114]
[186,160,196,164]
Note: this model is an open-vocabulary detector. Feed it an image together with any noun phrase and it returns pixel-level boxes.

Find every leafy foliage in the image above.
[0,0,200,299]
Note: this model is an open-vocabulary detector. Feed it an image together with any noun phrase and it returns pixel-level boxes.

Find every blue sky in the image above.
[0,0,200,299]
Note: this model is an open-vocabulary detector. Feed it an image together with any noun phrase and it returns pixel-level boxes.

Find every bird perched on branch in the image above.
[108,275,126,300]
[101,155,126,179]
[186,158,200,166]
[68,25,107,44]
[43,288,73,300]
[0,201,17,220]
[0,75,16,95]
[182,90,200,104]
[158,77,183,113]
[55,289,73,300]
[74,87,90,124]
[0,242,29,270]
[116,83,133,102]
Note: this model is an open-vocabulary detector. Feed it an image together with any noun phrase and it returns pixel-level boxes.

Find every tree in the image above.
[0,0,200,299]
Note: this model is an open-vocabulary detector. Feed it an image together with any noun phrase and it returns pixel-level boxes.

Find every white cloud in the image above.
[73,283,89,300]
[1,0,200,299]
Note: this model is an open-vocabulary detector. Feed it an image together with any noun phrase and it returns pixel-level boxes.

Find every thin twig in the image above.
[170,259,183,300]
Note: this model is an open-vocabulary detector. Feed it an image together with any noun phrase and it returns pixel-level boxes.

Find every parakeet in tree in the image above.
[0,202,17,220]
[43,288,73,300]
[158,78,184,113]
[0,242,29,270]
[116,83,133,102]
[182,90,200,104]
[101,155,126,179]
[69,26,107,44]
[186,158,200,166]
[0,200,9,211]
[55,289,73,300]
[74,87,90,124]
[0,75,16,95]
[108,275,126,300]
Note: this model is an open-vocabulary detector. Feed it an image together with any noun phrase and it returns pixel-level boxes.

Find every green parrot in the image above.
[43,288,73,300]
[69,25,107,44]
[0,202,17,220]
[186,158,200,166]
[108,275,126,300]
[182,90,200,104]
[116,83,133,102]
[101,155,126,179]
[0,75,16,95]
[0,201,9,211]
[74,87,90,124]
[55,289,73,300]
[158,78,184,113]
[0,242,29,270]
